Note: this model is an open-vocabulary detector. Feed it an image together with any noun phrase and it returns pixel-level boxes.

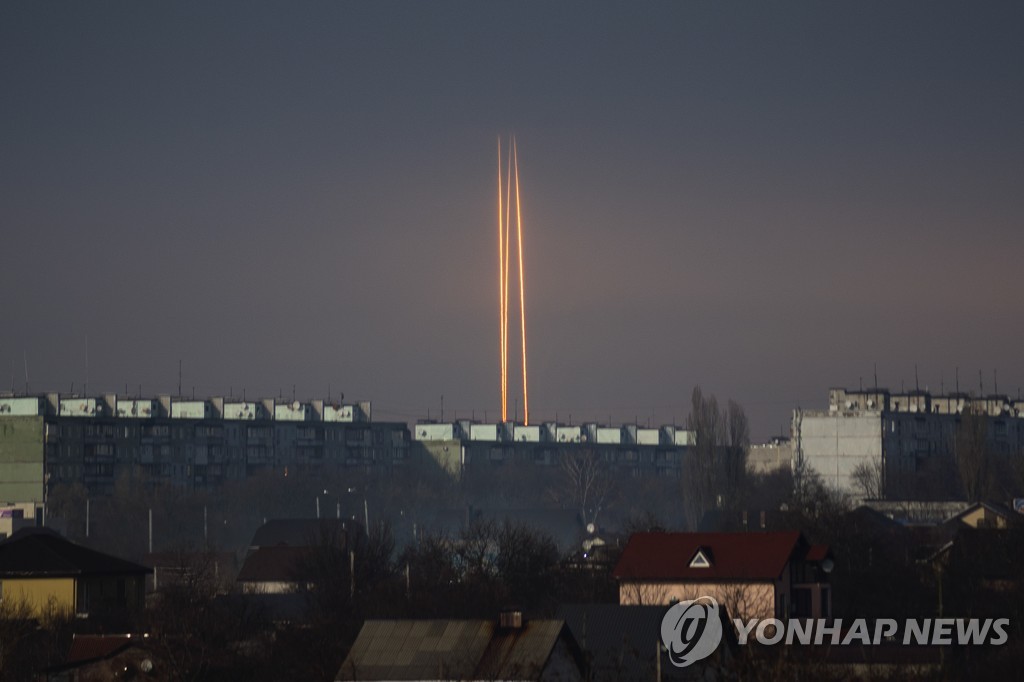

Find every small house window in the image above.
[689,548,712,568]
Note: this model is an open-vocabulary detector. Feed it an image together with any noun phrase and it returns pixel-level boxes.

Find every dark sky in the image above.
[2,2,1022,439]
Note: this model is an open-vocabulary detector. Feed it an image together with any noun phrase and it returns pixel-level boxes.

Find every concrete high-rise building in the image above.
[413,419,694,478]
[0,393,410,502]
[793,388,1024,499]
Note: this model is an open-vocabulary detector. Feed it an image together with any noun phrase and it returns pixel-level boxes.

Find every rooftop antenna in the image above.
[940,372,944,395]
[955,367,960,394]
[979,369,984,395]
[873,363,878,390]
[914,365,919,392]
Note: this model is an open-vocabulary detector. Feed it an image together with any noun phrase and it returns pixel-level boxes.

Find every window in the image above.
[689,548,712,568]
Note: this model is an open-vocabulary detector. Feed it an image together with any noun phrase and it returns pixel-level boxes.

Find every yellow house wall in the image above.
[962,507,1007,529]
[619,580,776,621]
[1,577,75,616]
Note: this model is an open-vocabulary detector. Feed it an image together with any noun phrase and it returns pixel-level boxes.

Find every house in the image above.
[0,528,150,618]
[236,518,353,594]
[612,531,832,621]
[45,634,155,682]
[0,503,41,540]
[236,545,310,594]
[335,612,585,681]
[143,549,237,593]
[558,604,734,681]
[945,501,1020,530]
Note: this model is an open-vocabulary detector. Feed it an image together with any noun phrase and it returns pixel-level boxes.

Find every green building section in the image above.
[0,416,45,504]
[414,440,463,478]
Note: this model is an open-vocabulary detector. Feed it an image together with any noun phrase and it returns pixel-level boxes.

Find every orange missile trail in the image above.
[513,137,529,426]
[503,141,513,421]
[497,138,506,422]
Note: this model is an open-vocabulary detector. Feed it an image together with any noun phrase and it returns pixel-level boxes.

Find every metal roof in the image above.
[336,619,574,681]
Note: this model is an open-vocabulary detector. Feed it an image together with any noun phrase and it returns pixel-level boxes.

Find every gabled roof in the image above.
[0,528,151,578]
[946,501,1019,528]
[249,518,353,549]
[559,604,733,680]
[66,634,147,666]
[612,531,805,581]
[335,619,578,681]
[236,545,307,583]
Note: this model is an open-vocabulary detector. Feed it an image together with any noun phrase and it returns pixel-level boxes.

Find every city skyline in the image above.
[2,2,1022,440]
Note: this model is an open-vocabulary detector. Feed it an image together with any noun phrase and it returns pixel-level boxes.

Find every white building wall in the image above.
[795,411,883,492]
[59,398,100,417]
[469,424,499,441]
[514,425,541,442]
[224,402,260,420]
[116,399,157,418]
[636,428,659,446]
[0,398,43,416]
[171,401,210,419]
[414,423,456,441]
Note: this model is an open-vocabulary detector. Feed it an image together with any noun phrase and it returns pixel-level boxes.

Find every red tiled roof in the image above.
[612,531,804,581]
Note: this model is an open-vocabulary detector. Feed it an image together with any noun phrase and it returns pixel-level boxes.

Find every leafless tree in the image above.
[684,387,750,529]
[850,459,884,500]
[553,449,618,526]
[955,405,990,502]
[723,399,750,503]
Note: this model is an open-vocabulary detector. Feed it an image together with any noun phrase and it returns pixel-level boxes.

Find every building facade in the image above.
[412,420,694,478]
[793,388,1024,499]
[0,393,410,501]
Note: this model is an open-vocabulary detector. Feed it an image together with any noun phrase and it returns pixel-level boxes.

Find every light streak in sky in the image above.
[496,135,530,425]
[497,138,506,422]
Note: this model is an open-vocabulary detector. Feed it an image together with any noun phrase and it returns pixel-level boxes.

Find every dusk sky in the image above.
[2,2,1022,439]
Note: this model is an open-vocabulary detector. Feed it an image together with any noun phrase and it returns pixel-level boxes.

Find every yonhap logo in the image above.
[660,596,724,667]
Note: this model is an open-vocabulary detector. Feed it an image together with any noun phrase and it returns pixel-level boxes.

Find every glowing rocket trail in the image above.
[497,138,506,422]
[496,135,530,425]
[514,138,529,426]
[503,145,513,421]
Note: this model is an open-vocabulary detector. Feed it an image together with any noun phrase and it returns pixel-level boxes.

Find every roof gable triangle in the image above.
[689,547,712,568]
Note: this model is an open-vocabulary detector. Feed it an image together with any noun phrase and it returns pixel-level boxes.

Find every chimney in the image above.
[499,609,524,629]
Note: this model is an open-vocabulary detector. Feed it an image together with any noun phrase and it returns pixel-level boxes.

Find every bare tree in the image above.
[684,387,750,529]
[723,399,750,503]
[554,449,618,526]
[850,460,884,500]
[955,405,990,502]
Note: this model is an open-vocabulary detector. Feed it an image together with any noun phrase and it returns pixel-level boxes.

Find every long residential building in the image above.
[793,387,1024,499]
[0,393,410,502]
[413,419,694,478]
